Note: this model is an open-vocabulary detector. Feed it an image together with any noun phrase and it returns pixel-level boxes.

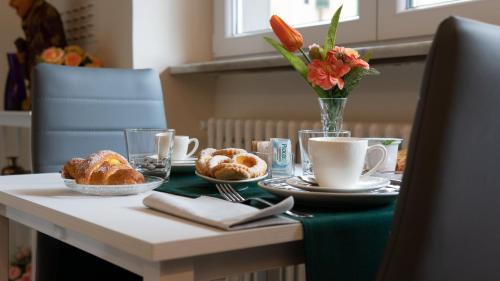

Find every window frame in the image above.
[378,0,500,40]
[213,0,377,58]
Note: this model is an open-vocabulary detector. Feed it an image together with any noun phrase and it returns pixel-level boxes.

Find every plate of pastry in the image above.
[61,150,164,196]
[195,148,269,184]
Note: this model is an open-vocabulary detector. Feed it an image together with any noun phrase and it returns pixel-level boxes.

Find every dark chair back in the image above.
[377,16,500,281]
[32,64,166,173]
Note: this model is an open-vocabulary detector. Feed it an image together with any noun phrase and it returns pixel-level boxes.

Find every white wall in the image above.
[51,0,133,68]
[0,2,24,108]
[131,0,214,144]
[0,3,29,170]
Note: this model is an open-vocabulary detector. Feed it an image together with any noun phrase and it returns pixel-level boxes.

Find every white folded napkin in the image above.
[143,192,297,230]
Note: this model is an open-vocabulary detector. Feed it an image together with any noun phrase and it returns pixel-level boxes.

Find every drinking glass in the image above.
[124,129,175,179]
[254,151,272,179]
[298,130,351,176]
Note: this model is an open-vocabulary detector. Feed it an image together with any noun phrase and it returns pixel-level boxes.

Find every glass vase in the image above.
[318,98,347,132]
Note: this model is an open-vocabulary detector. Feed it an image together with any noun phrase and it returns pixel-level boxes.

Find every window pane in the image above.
[234,0,358,36]
[408,0,464,9]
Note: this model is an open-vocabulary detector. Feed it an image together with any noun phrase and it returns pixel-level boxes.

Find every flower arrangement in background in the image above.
[39,45,103,67]
[8,246,31,281]
[265,6,378,98]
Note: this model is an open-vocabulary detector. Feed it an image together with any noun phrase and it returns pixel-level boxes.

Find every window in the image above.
[214,0,500,57]
[234,0,359,36]
[213,0,376,58]
[378,0,500,40]
[408,0,466,9]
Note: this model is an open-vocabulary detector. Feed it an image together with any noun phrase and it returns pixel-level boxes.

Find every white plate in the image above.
[172,157,197,163]
[171,160,196,173]
[195,171,269,184]
[258,179,398,207]
[172,161,195,166]
[373,171,403,182]
[63,176,164,196]
[286,176,390,193]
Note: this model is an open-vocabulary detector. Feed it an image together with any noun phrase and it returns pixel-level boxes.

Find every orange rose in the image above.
[64,45,85,57]
[269,15,304,52]
[40,47,65,64]
[9,266,21,280]
[85,55,103,68]
[64,52,83,67]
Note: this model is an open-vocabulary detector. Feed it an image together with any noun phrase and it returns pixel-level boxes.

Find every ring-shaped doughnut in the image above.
[232,153,268,177]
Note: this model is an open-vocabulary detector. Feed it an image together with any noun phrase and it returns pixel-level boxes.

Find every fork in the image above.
[215,183,313,218]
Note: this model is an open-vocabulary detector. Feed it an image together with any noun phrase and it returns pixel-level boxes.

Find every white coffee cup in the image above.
[366,138,402,172]
[308,137,387,189]
[172,136,199,160]
[155,132,175,160]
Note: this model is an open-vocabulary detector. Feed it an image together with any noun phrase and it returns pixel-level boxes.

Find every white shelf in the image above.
[0,111,32,128]
[169,40,432,75]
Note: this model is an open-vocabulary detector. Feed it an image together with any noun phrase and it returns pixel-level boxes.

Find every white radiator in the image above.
[206,118,412,152]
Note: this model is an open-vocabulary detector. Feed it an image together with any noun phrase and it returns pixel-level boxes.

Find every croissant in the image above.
[62,150,144,185]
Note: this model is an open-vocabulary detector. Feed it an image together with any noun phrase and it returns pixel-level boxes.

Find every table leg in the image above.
[143,260,194,281]
[0,215,9,281]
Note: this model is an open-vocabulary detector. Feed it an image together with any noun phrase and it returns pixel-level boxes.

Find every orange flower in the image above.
[327,47,369,70]
[64,45,85,57]
[40,47,64,64]
[85,55,103,68]
[269,15,304,52]
[64,52,82,66]
[307,57,350,90]
[20,272,31,281]
[9,266,21,280]
[344,48,360,60]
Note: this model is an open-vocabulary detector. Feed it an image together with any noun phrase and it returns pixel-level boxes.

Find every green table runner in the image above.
[155,174,395,281]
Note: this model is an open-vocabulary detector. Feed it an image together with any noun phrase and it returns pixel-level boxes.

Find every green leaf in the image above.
[332,67,380,98]
[264,37,307,77]
[264,37,328,98]
[314,86,329,98]
[324,5,343,53]
[381,140,395,145]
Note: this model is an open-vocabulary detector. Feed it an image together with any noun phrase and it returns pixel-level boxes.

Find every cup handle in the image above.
[362,144,387,178]
[186,138,199,158]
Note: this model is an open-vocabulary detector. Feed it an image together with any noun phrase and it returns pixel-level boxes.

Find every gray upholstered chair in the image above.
[32,63,166,281]
[377,17,500,281]
[32,63,166,173]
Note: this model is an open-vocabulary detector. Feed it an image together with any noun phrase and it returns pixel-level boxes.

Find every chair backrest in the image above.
[377,16,500,281]
[32,64,166,173]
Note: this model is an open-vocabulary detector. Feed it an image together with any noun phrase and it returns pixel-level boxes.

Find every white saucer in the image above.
[286,176,390,193]
[257,179,398,207]
[195,171,269,184]
[172,157,196,164]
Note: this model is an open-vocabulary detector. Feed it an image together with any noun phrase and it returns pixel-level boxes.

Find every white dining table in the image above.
[0,173,304,281]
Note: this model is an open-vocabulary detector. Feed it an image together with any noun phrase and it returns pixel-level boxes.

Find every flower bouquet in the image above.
[8,246,31,281]
[265,6,379,132]
[39,45,102,67]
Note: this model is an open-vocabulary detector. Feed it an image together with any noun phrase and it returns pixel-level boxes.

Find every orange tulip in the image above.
[270,15,304,52]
